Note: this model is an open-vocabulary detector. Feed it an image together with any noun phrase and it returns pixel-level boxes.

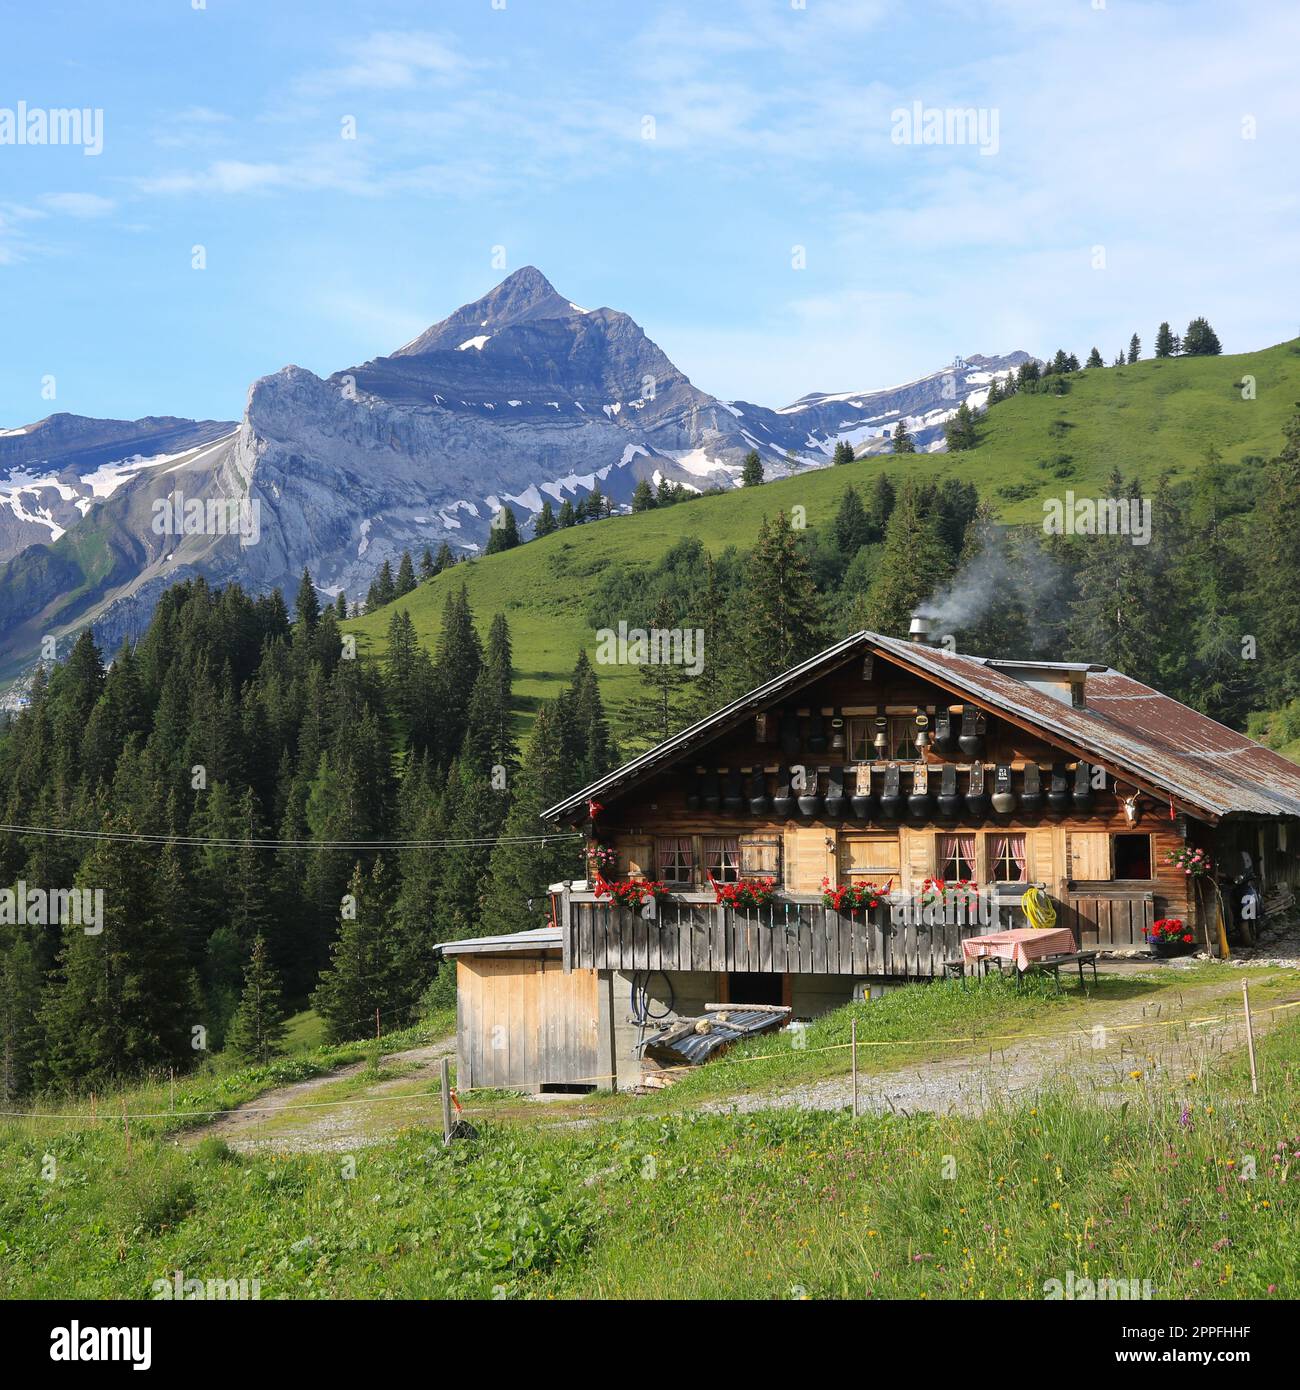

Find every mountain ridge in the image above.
[0,267,1031,685]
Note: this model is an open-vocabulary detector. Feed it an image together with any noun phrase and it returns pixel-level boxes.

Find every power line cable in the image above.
[0,821,582,852]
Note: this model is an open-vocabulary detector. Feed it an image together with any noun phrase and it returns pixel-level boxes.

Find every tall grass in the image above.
[1,986,1294,1300]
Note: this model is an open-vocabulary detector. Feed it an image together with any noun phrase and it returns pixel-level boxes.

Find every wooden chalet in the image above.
[444,625,1300,1091]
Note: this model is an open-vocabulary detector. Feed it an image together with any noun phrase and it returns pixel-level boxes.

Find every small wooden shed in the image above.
[436,927,604,1093]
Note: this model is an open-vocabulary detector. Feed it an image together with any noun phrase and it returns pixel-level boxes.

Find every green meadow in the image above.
[343,339,1300,731]
[3,966,1297,1300]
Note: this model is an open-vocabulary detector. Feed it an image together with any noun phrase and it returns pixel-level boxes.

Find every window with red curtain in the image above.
[704,836,740,884]
[657,837,695,885]
[938,833,978,880]
[992,834,1027,882]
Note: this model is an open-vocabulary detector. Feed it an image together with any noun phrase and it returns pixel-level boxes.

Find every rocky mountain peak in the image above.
[392,265,588,357]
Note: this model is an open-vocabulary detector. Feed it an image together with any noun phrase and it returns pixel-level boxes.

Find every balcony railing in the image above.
[558,888,988,979]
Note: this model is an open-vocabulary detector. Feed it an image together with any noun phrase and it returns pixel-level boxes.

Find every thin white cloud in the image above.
[41,192,115,218]
[295,30,475,96]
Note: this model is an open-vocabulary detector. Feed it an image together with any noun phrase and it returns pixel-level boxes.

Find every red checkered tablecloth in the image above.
[961,927,1077,973]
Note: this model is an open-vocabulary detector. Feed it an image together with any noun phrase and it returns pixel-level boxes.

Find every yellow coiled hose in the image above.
[1022,885,1057,930]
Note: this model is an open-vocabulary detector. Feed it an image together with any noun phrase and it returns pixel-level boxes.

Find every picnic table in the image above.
[961,926,1078,973]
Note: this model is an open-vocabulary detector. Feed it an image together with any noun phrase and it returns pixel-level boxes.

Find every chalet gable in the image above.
[544,631,1300,825]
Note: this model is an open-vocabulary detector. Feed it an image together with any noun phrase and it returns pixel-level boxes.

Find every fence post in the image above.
[440,1055,453,1144]
[851,1017,859,1118]
[1242,981,1259,1096]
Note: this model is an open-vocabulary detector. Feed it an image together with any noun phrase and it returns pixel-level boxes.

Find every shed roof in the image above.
[543,631,1300,824]
[434,925,562,958]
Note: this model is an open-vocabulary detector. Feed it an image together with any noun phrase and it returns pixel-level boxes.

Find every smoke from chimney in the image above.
[916,523,1069,653]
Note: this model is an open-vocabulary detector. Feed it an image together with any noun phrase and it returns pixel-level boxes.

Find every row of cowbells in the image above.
[684,760,1097,820]
[763,708,990,760]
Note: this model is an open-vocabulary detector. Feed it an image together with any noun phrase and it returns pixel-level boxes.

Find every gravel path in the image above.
[182,967,1299,1153]
[698,975,1292,1118]
[185,1038,455,1155]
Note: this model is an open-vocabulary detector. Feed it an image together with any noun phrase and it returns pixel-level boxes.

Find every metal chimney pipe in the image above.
[908,614,931,644]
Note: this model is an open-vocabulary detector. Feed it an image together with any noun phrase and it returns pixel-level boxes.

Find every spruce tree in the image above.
[1127,334,1141,364]
[558,499,576,528]
[395,551,417,596]
[433,584,483,755]
[856,480,954,636]
[1064,467,1162,683]
[1182,316,1222,355]
[736,512,826,687]
[295,569,320,631]
[434,541,456,572]
[434,762,502,940]
[335,590,348,620]
[1252,410,1300,705]
[1086,347,1103,368]
[891,420,916,454]
[741,450,764,486]
[533,499,558,537]
[225,935,287,1064]
[480,706,578,934]
[38,814,191,1088]
[555,650,615,791]
[1154,322,1175,358]
[312,860,400,1043]
[833,485,871,556]
[485,506,521,553]
[832,440,855,465]
[389,756,444,1001]
[625,595,693,747]
[943,401,978,451]
[867,472,896,538]
[630,479,656,511]
[368,559,396,612]
[419,546,437,579]
[1174,450,1253,723]
[0,929,44,1101]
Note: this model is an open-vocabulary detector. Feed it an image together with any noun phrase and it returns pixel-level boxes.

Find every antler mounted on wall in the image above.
[1114,783,1143,826]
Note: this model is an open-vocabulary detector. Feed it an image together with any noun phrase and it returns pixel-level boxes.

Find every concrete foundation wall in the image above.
[600,969,882,1089]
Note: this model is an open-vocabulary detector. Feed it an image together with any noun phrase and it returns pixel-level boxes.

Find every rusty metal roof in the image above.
[871,634,1300,821]
[544,631,1300,824]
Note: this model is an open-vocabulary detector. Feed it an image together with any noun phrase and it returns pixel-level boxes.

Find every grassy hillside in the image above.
[344,338,1300,731]
[3,967,1297,1300]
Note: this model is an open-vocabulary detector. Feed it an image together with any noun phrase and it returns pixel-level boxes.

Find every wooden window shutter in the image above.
[840,834,901,878]
[785,827,835,892]
[1026,828,1055,884]
[739,834,782,878]
[617,838,654,878]
[1068,831,1112,881]
[904,828,935,891]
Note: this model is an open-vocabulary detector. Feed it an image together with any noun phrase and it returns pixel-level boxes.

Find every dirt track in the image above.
[184,971,1297,1153]
[184,1039,455,1155]
[700,973,1294,1118]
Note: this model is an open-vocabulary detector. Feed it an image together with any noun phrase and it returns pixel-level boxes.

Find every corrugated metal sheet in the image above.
[545,631,1300,824]
[641,1006,791,1065]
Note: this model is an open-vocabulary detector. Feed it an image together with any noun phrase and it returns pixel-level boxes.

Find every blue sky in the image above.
[2,0,1298,425]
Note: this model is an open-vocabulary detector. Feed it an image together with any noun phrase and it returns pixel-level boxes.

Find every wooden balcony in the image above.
[558,889,989,979]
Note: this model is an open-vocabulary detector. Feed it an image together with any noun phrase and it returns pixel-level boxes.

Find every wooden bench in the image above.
[1021,950,1099,992]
